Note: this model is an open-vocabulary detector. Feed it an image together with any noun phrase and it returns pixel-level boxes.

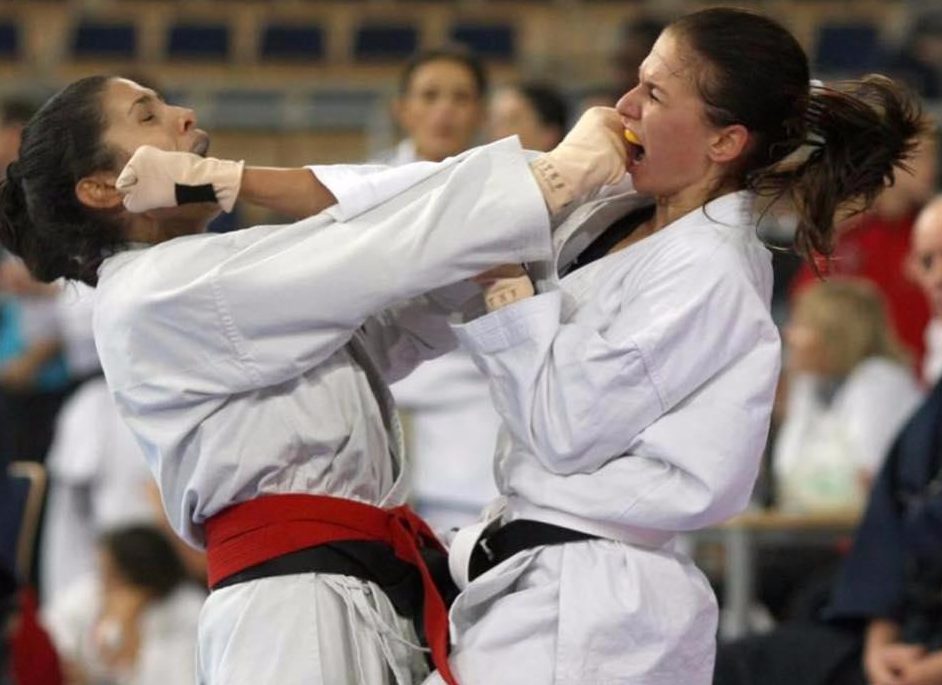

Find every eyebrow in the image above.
[126,92,164,116]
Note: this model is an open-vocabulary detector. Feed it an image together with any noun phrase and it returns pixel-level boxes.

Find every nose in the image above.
[175,106,197,134]
[615,86,642,120]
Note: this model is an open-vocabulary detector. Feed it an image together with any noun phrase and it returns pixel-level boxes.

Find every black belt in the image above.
[469,519,598,582]
[211,539,458,655]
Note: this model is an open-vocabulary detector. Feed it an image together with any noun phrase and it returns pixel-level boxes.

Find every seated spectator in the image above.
[911,196,942,385]
[487,82,569,152]
[714,199,942,685]
[775,279,922,514]
[43,526,204,685]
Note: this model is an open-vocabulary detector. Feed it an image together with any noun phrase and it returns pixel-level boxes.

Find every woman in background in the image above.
[775,278,922,513]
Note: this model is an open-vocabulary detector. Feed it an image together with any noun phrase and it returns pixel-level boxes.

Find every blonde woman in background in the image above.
[775,279,923,513]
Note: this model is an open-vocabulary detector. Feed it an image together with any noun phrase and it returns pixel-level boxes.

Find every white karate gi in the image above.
[376,140,502,532]
[774,357,922,512]
[428,188,782,685]
[91,139,552,684]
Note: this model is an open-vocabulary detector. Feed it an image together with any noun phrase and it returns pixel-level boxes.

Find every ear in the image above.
[75,171,123,210]
[707,123,750,164]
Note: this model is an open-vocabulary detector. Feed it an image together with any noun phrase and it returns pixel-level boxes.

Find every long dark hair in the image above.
[0,75,126,286]
[668,8,926,263]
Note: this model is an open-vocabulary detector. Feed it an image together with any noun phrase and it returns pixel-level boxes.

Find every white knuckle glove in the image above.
[116,145,244,214]
[530,107,627,215]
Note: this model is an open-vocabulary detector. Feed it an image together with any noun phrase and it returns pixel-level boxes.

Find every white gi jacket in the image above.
[91,138,552,684]
[428,187,782,685]
[378,139,502,532]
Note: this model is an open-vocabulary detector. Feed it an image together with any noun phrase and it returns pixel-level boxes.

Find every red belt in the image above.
[204,493,458,685]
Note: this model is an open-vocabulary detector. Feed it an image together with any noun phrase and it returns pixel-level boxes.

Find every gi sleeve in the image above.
[452,242,778,477]
[104,137,551,395]
[358,281,484,384]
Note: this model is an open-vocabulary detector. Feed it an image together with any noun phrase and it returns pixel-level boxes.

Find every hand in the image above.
[530,107,627,214]
[865,642,926,685]
[0,357,37,390]
[896,651,942,685]
[472,264,534,312]
[94,584,148,669]
[116,145,244,213]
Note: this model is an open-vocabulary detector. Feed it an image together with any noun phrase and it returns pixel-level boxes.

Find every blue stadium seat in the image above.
[451,23,515,61]
[260,24,325,61]
[354,25,418,61]
[814,22,883,74]
[167,23,230,61]
[0,22,19,59]
[72,22,137,59]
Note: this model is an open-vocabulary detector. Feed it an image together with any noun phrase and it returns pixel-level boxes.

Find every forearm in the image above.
[238,167,337,219]
[16,338,61,373]
[866,618,902,653]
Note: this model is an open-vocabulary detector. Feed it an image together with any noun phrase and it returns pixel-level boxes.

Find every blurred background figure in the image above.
[42,525,204,685]
[714,196,942,685]
[376,47,487,165]
[487,82,569,152]
[610,16,666,94]
[375,48,502,531]
[0,96,70,468]
[912,196,942,385]
[789,128,939,368]
[40,284,158,606]
[774,279,922,515]
[889,9,942,100]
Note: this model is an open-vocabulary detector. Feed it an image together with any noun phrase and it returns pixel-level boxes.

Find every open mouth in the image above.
[623,129,645,163]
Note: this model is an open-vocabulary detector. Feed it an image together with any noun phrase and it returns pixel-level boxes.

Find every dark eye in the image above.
[141,113,156,123]
[922,254,935,271]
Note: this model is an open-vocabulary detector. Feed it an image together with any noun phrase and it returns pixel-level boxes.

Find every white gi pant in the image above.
[197,573,428,684]
[425,539,717,685]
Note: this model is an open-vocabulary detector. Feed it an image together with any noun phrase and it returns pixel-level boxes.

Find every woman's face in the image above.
[397,60,483,162]
[784,314,832,375]
[101,78,210,166]
[487,88,560,152]
[615,31,727,199]
[82,78,218,236]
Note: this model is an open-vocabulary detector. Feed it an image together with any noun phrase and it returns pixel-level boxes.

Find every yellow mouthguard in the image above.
[624,129,641,145]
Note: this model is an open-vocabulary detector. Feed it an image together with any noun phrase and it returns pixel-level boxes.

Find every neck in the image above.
[125,213,208,245]
[651,173,735,231]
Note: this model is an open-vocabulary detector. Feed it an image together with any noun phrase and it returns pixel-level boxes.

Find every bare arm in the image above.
[238,167,337,220]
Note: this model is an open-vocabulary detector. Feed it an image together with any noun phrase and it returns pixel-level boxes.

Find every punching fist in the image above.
[116,145,244,213]
[530,107,628,214]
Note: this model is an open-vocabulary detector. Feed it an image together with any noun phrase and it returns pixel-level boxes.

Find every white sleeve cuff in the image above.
[452,291,561,354]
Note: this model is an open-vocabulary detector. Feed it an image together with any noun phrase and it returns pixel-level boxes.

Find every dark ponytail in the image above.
[748,76,926,262]
[669,8,927,264]
[0,76,126,286]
